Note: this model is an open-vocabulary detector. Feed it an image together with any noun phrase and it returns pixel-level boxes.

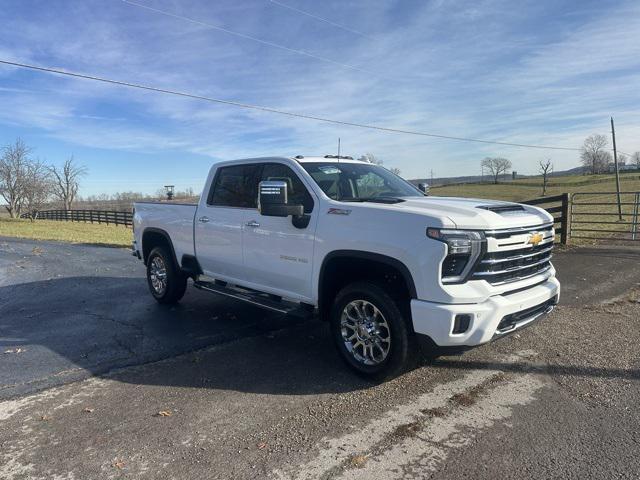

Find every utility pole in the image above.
[430,169,434,185]
[611,117,623,220]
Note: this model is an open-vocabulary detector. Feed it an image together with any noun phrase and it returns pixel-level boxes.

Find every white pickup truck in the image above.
[133,155,559,379]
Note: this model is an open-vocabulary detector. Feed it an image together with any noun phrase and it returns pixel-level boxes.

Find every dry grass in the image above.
[0,217,131,247]
[432,175,640,243]
[432,175,640,202]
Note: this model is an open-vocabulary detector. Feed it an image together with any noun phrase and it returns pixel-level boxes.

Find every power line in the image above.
[121,0,373,75]
[268,0,369,37]
[0,59,583,152]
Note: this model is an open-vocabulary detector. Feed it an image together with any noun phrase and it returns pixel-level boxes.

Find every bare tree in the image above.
[49,156,87,211]
[22,159,52,221]
[580,134,611,174]
[481,157,512,184]
[632,152,640,169]
[358,153,383,165]
[539,159,553,196]
[0,138,32,218]
[389,167,401,176]
[616,153,627,165]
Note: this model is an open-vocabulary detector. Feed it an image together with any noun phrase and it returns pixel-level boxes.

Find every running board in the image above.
[193,281,313,317]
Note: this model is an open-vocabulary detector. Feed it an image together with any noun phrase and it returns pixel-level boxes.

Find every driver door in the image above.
[242,162,318,302]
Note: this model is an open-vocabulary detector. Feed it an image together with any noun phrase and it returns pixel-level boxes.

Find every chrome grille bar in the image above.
[470,223,555,284]
[483,264,553,286]
[473,255,553,277]
[484,223,554,238]
[480,245,553,265]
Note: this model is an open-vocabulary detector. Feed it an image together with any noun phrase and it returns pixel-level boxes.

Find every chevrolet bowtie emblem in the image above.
[528,232,544,246]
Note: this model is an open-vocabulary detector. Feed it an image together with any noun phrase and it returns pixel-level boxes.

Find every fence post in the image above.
[632,192,639,241]
[561,193,572,245]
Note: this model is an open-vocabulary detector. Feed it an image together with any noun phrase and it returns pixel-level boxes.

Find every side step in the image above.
[193,280,314,317]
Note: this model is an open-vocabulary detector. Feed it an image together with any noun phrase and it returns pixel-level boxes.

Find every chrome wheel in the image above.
[149,256,167,295]
[340,300,391,366]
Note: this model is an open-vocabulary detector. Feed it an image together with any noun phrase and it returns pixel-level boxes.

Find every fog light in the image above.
[453,314,471,334]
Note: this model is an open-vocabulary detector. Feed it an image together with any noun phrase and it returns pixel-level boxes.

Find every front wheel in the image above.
[330,282,415,380]
[146,247,188,304]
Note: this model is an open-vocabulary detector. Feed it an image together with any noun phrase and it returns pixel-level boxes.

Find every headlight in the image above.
[427,228,485,283]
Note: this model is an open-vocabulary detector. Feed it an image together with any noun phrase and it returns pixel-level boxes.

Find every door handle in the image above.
[198,216,210,223]
[246,220,260,227]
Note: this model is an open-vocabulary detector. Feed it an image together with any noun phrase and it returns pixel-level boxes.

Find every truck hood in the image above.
[391,196,553,230]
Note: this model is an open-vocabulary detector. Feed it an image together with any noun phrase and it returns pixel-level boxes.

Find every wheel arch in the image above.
[141,228,179,268]
[318,250,417,321]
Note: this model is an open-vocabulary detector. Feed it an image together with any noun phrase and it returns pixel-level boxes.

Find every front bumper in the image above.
[410,276,560,347]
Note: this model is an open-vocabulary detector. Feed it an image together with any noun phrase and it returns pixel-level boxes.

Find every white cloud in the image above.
[0,0,639,195]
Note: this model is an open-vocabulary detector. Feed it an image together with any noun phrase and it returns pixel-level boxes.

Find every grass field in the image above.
[0,217,131,247]
[432,174,640,242]
[432,173,640,202]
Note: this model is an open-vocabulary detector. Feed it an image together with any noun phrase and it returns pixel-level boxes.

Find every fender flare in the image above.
[141,227,179,268]
[317,250,417,313]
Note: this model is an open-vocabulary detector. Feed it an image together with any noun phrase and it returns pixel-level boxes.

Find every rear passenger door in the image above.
[243,162,318,301]
[195,163,259,282]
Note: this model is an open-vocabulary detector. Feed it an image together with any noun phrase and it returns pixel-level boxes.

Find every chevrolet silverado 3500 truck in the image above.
[133,155,560,378]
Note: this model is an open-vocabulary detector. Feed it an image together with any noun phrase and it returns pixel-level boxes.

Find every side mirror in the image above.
[418,183,429,195]
[258,181,304,217]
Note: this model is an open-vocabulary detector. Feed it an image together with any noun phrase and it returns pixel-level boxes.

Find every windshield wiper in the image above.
[340,197,405,204]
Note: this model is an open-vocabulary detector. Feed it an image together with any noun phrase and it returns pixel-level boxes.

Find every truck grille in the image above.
[471,224,554,285]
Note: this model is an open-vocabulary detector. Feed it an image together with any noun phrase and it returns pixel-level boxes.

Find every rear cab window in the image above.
[207,164,261,208]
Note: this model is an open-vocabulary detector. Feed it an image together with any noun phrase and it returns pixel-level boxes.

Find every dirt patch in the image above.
[392,421,422,439]
[451,373,506,408]
[421,406,448,418]
[348,454,368,469]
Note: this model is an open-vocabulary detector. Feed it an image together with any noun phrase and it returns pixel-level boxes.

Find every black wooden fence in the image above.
[523,193,570,244]
[20,209,133,227]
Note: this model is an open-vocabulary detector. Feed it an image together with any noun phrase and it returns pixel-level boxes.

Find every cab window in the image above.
[208,164,260,208]
[260,163,314,213]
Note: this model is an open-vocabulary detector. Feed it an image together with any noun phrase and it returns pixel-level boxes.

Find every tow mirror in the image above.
[258,181,304,217]
[418,183,430,195]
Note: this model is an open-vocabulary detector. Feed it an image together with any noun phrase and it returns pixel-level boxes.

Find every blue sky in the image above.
[1,0,639,196]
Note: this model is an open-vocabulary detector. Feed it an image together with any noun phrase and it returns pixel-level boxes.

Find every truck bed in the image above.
[133,202,198,262]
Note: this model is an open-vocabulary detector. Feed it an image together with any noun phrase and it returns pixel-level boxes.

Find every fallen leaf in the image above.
[113,460,125,469]
[155,410,172,417]
[83,407,95,413]
[257,442,268,450]
[40,415,51,421]
[350,455,367,468]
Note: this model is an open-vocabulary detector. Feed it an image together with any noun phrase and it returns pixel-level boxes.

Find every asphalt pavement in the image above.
[0,236,639,479]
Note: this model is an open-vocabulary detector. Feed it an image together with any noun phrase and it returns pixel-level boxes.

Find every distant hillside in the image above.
[408,166,587,186]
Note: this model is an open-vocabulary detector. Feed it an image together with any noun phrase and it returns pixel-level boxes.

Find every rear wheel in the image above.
[146,247,187,304]
[330,281,415,380]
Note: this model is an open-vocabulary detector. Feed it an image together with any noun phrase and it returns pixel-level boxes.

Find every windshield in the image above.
[300,162,422,201]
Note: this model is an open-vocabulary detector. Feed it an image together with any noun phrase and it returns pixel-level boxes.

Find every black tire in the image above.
[330,281,416,381]
[146,246,188,304]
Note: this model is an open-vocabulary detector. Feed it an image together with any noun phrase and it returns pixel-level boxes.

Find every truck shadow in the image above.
[0,276,371,397]
[1,276,638,399]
